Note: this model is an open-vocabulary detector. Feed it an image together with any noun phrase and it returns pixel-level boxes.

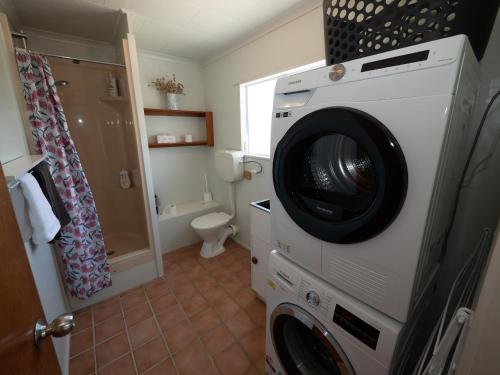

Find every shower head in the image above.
[55,80,69,87]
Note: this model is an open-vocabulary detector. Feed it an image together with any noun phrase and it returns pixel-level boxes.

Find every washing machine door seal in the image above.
[271,303,355,375]
[273,107,407,244]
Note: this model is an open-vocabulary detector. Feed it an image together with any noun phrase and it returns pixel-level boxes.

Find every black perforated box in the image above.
[324,0,499,66]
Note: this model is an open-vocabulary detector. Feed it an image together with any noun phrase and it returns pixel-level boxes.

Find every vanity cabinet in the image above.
[250,199,271,302]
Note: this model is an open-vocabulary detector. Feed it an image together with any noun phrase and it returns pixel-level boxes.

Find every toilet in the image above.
[191,150,244,258]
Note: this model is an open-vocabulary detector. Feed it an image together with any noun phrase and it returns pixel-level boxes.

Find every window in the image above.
[240,60,325,158]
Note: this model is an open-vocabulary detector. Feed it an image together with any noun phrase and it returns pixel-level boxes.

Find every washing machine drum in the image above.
[273,107,407,244]
[271,304,355,375]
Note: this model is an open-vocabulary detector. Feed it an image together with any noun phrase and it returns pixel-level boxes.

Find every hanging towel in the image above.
[31,161,71,229]
[19,173,61,244]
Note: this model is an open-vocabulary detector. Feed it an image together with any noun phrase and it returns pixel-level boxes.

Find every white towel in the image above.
[19,173,61,245]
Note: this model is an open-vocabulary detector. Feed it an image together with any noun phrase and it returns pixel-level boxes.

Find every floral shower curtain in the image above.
[15,50,111,299]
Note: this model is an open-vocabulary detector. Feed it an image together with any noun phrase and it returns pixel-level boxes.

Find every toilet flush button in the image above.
[329,64,346,81]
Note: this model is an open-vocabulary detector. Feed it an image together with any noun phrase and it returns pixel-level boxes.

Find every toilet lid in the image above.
[191,212,232,230]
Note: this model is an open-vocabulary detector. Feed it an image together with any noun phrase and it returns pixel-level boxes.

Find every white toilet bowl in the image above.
[191,212,237,258]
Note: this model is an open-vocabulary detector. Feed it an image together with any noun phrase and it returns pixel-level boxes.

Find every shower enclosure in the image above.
[48,57,151,266]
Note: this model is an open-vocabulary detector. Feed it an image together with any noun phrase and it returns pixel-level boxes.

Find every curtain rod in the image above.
[11,32,125,68]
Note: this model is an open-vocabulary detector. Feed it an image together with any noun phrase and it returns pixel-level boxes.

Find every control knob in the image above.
[306,290,320,307]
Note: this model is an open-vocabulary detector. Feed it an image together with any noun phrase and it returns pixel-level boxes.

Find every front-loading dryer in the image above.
[270,35,480,322]
[265,250,402,375]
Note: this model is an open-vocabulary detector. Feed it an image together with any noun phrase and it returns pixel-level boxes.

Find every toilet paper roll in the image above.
[167,204,177,215]
[185,134,193,143]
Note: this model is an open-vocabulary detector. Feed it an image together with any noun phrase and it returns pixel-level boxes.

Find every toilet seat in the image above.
[191,212,231,230]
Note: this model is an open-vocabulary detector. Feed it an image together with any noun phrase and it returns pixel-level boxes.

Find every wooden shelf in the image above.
[144,108,214,147]
[149,141,208,148]
[144,108,207,117]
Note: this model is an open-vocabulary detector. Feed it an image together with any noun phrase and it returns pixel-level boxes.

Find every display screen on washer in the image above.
[361,50,430,72]
[333,305,380,350]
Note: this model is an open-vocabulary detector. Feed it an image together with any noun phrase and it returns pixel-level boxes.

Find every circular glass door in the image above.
[273,107,407,243]
[271,304,355,375]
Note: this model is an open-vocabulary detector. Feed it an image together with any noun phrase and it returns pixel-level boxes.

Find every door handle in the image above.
[34,313,75,348]
[251,256,258,264]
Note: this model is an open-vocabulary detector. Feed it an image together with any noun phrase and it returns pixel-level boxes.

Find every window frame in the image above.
[240,60,326,159]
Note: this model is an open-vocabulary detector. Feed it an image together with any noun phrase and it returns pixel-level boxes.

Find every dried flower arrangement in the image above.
[150,74,185,95]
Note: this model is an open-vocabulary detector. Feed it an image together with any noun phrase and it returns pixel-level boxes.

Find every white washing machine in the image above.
[270,35,480,323]
[265,250,402,375]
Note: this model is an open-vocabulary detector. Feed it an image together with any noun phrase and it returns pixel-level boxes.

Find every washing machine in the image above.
[265,250,402,375]
[270,35,480,322]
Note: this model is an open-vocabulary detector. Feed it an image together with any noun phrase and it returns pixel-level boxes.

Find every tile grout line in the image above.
[120,297,140,375]
[145,279,182,375]
[91,308,98,374]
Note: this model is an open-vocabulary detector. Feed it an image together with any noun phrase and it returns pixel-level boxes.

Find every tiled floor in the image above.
[69,240,266,375]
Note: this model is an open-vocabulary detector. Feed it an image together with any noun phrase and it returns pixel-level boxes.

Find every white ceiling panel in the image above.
[5,0,320,60]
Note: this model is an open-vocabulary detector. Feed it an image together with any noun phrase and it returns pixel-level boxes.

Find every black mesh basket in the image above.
[324,0,499,65]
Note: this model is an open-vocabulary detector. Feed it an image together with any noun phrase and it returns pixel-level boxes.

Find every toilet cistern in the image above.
[191,150,244,258]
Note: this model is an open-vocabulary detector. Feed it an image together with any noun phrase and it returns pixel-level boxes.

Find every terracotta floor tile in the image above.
[166,273,191,288]
[70,327,93,357]
[146,279,170,300]
[156,304,186,332]
[121,285,144,297]
[245,367,261,375]
[254,357,266,374]
[219,275,245,295]
[96,332,130,368]
[233,288,259,308]
[215,343,251,375]
[133,336,169,373]
[185,264,206,280]
[128,317,160,349]
[226,311,255,339]
[121,290,148,311]
[95,315,125,344]
[190,308,221,335]
[203,261,223,273]
[172,283,197,302]
[213,297,241,322]
[124,303,153,328]
[173,340,213,375]
[143,358,177,375]
[164,319,197,354]
[193,275,218,293]
[211,267,228,281]
[202,286,229,305]
[99,353,136,375]
[93,299,122,323]
[239,328,265,361]
[245,300,266,327]
[69,349,95,375]
[201,324,235,357]
[149,293,177,315]
[180,293,208,317]
[73,310,92,333]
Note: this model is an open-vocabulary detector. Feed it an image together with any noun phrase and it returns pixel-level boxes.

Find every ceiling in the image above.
[4,0,319,60]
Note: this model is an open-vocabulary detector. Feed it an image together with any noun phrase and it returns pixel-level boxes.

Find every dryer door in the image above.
[273,107,407,243]
[271,303,355,375]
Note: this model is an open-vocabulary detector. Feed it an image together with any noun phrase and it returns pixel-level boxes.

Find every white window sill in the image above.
[244,153,270,161]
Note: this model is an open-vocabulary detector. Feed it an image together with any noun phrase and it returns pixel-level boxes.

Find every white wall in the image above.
[137,50,212,213]
[202,5,324,246]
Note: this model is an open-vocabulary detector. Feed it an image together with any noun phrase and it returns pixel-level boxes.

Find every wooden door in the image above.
[0,164,60,374]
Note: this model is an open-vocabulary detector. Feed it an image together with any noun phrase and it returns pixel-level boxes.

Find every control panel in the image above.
[298,277,332,318]
[333,305,380,350]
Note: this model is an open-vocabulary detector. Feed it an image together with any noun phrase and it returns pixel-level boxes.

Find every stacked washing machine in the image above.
[265,35,480,375]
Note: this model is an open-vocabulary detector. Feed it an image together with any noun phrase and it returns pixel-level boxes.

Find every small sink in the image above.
[250,199,270,213]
